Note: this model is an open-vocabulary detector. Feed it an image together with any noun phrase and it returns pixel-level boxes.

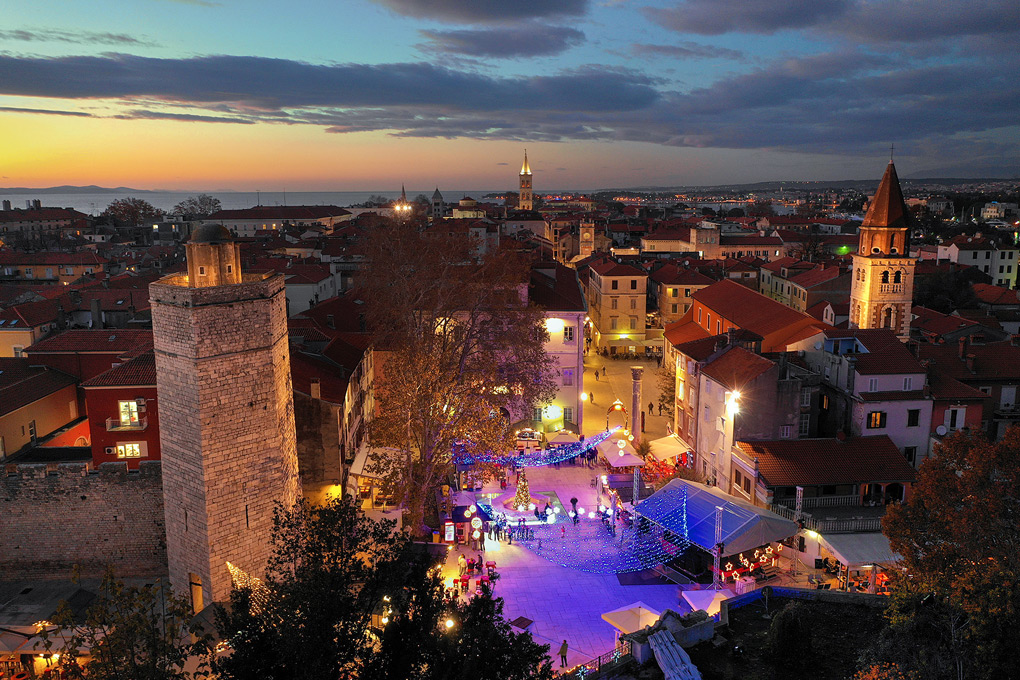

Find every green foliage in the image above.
[213,494,553,680]
[767,602,811,662]
[912,269,979,313]
[102,197,162,226]
[39,569,208,680]
[171,194,221,218]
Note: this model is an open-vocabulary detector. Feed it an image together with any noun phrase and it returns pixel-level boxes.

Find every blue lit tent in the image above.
[633,479,797,558]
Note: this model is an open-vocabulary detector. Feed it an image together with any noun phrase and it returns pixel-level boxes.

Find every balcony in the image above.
[878,284,904,293]
[106,417,148,431]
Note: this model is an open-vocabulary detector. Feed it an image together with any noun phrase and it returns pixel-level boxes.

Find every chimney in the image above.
[90,298,103,329]
[1,200,9,211]
[310,377,321,400]
[958,336,968,360]
[358,312,367,333]
[727,327,739,346]
[326,314,335,329]
[966,353,976,373]
[1012,334,1020,347]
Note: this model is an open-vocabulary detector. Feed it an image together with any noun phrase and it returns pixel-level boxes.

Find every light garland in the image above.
[454,428,619,468]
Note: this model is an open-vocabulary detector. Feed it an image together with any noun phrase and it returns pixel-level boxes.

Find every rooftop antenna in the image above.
[256,189,261,206]
[283,187,287,206]
[890,143,895,162]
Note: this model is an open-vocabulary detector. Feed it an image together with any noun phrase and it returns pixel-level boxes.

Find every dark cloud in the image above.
[631,42,743,60]
[643,0,849,36]
[419,25,585,58]
[0,105,93,117]
[0,53,657,112]
[642,0,1019,42]
[373,0,588,23]
[0,28,153,46]
[114,109,255,124]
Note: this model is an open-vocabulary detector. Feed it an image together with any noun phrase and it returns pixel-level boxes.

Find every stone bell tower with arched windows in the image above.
[849,161,915,338]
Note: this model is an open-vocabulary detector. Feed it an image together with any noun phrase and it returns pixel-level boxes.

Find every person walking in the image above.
[589,391,594,404]
[602,366,606,378]
[458,553,467,576]
[594,370,599,381]
[559,640,569,667]
[649,401,654,416]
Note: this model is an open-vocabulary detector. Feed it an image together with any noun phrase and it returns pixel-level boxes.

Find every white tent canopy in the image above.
[548,431,579,445]
[598,442,646,467]
[648,435,689,462]
[821,532,900,568]
[681,589,734,617]
[634,479,798,557]
[601,601,662,634]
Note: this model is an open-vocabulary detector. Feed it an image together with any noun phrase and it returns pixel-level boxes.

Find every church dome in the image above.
[190,224,232,244]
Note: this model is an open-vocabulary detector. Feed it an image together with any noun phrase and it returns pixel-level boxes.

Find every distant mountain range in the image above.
[0,185,157,194]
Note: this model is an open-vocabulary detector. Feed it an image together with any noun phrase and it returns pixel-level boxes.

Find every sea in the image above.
[0,189,798,216]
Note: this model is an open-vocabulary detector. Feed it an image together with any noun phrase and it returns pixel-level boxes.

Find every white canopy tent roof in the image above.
[682,589,734,617]
[634,479,798,557]
[548,431,580,445]
[598,441,646,467]
[820,532,901,568]
[601,601,662,634]
[648,435,689,462]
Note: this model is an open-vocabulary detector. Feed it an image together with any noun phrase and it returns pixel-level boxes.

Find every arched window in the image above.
[881,271,890,284]
[893,271,902,284]
[883,307,893,329]
[889,233,897,253]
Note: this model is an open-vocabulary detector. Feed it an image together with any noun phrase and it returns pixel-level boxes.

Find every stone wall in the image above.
[294,391,342,489]
[0,461,166,580]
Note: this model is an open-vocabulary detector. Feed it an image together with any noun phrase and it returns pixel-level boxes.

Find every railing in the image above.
[105,417,148,431]
[879,284,904,293]
[776,494,861,509]
[768,503,883,533]
[563,640,632,679]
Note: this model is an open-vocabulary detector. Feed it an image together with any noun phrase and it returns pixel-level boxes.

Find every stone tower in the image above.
[150,224,299,610]
[431,187,444,222]
[579,219,595,259]
[849,161,915,338]
[519,150,533,211]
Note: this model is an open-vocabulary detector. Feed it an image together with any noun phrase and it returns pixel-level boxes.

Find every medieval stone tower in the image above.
[849,161,915,338]
[519,150,533,211]
[579,219,595,259]
[150,224,299,610]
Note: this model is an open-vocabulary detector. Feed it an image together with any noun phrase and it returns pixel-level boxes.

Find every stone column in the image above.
[630,365,644,444]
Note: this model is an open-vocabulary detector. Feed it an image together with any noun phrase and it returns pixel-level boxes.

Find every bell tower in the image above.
[519,150,533,211]
[579,219,595,259]
[849,161,915,338]
[151,224,299,609]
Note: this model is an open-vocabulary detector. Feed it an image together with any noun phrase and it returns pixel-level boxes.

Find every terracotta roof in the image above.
[81,351,156,387]
[858,389,927,402]
[916,340,1020,381]
[0,251,108,265]
[0,299,62,328]
[973,283,1020,306]
[862,162,910,229]
[789,265,847,288]
[290,350,350,404]
[590,261,645,277]
[700,346,774,390]
[0,358,78,417]
[642,229,692,242]
[806,300,832,320]
[736,436,916,487]
[649,264,714,287]
[719,235,783,246]
[0,208,88,223]
[925,370,989,402]
[530,262,585,312]
[693,279,817,338]
[663,316,710,347]
[910,306,979,337]
[26,329,153,354]
[206,205,350,221]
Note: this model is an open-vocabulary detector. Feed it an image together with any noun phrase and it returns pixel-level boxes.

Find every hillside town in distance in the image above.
[1,154,1017,680]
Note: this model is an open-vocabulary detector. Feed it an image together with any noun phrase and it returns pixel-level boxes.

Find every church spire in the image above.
[400,184,407,203]
[521,149,532,176]
[861,161,910,229]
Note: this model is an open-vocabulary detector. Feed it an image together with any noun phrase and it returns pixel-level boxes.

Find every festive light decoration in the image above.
[470,517,483,529]
[454,428,618,468]
[227,561,271,615]
[513,471,532,510]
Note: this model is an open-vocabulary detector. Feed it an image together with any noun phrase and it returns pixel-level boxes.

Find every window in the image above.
[867,411,887,429]
[198,266,206,275]
[226,265,233,274]
[610,317,618,330]
[717,320,722,333]
[800,388,811,407]
[868,378,878,392]
[671,304,678,314]
[972,252,978,259]
[698,308,702,323]
[780,425,792,438]
[904,446,917,465]
[118,400,140,427]
[1000,265,1005,273]
[946,408,961,430]
[630,280,637,290]
[533,407,543,421]
[611,298,618,310]
[799,413,811,436]
[563,407,573,424]
[562,369,573,386]
[670,288,678,298]
[612,280,619,290]
[706,313,711,327]
[903,377,912,391]
[819,394,829,409]
[685,288,691,297]
[630,316,637,329]
[563,326,575,342]
[979,386,992,394]
[630,298,636,310]
[907,409,920,427]
[12,346,24,358]
[985,251,991,259]
[116,443,145,459]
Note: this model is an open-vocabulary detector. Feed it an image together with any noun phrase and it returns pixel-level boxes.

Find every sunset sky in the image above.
[1,0,1017,191]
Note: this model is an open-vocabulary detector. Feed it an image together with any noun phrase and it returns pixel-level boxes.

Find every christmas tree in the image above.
[514,471,531,511]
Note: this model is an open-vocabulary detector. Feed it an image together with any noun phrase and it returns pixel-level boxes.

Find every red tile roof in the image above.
[530,262,585,312]
[0,208,88,223]
[0,358,78,417]
[26,329,153,354]
[663,316,710,347]
[973,283,1020,306]
[916,340,1020,381]
[737,435,916,486]
[925,370,989,402]
[858,389,927,402]
[700,346,774,390]
[693,279,818,339]
[207,205,350,221]
[81,351,156,387]
[862,162,910,229]
[590,260,645,277]
[0,251,108,266]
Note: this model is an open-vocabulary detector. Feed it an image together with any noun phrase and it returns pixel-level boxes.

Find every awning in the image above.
[548,431,579,446]
[601,601,662,634]
[682,589,734,617]
[820,532,900,568]
[598,443,646,467]
[648,435,689,462]
[633,479,798,557]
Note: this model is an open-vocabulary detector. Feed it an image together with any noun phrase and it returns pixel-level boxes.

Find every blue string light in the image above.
[454,428,619,468]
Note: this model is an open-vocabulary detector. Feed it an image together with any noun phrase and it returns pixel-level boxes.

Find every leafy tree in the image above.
[726,207,745,218]
[103,197,162,226]
[790,231,829,262]
[880,428,1020,680]
[912,269,979,313]
[171,194,222,218]
[40,569,208,680]
[768,601,811,661]
[747,199,775,217]
[214,494,553,680]
[356,221,557,536]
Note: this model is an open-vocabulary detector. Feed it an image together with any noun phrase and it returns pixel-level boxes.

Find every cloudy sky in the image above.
[1,0,1017,190]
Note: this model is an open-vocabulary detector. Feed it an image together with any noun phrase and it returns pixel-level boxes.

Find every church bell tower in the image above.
[519,150,533,211]
[849,161,915,338]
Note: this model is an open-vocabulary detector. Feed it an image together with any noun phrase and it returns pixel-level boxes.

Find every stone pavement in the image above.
[439,461,681,670]
[581,355,669,443]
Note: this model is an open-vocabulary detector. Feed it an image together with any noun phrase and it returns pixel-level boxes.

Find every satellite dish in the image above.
[814,342,822,350]
[936,425,948,436]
